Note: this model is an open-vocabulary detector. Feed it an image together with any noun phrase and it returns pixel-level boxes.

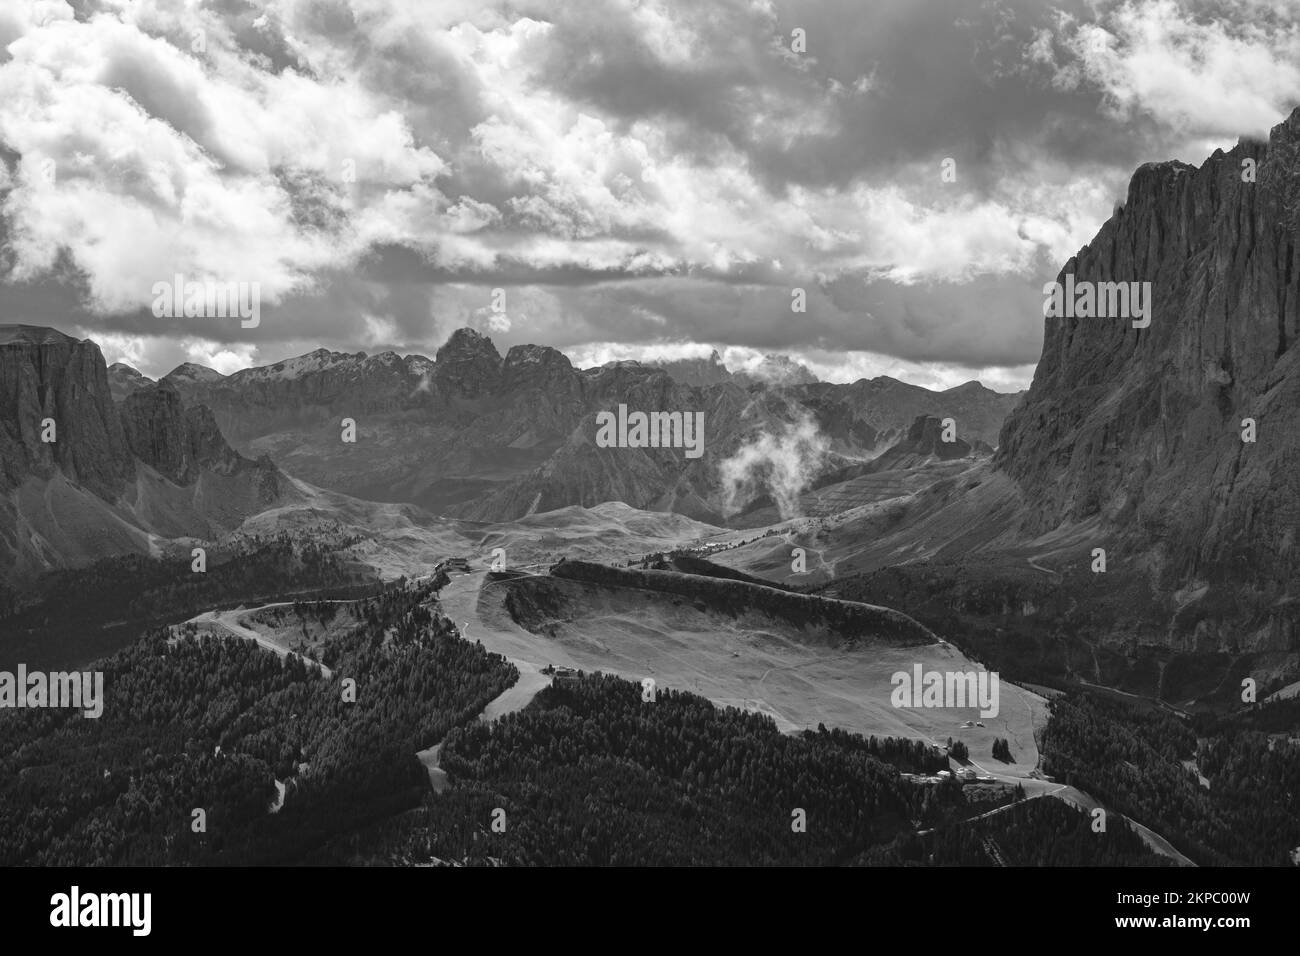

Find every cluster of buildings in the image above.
[906,767,996,785]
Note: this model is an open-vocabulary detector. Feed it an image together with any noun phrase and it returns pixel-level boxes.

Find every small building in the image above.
[550,665,579,686]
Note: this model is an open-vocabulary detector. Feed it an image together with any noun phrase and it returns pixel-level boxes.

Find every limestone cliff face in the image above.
[0,326,288,581]
[0,326,132,498]
[995,109,1300,644]
[120,381,244,485]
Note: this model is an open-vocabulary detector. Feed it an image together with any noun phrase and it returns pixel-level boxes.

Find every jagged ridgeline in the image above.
[151,328,1018,524]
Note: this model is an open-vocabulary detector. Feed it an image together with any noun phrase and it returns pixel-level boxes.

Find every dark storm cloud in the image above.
[524,0,1166,195]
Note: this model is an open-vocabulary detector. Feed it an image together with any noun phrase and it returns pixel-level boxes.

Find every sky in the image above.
[2,0,1299,391]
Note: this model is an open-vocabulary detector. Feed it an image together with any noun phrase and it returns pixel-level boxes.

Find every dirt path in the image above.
[910,773,1194,866]
[414,582,554,790]
[414,664,551,790]
[1050,784,1196,866]
[439,570,567,664]
[185,609,335,679]
[1026,555,1061,579]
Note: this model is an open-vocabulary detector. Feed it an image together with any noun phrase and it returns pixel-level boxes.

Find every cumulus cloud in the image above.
[0,4,445,320]
[0,0,1294,387]
[1040,0,1300,147]
[718,414,829,519]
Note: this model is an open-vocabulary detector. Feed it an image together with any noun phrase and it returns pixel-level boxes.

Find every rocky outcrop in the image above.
[735,353,819,387]
[107,362,154,402]
[995,110,1300,641]
[646,350,734,387]
[873,414,975,468]
[0,326,290,582]
[433,327,502,398]
[120,381,244,484]
[794,378,1020,454]
[166,348,423,443]
[647,349,820,387]
[0,325,133,498]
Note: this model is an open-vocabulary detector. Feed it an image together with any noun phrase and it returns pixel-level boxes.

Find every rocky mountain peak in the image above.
[119,380,243,484]
[164,361,227,386]
[733,353,818,387]
[0,325,132,497]
[107,362,154,402]
[434,327,503,397]
[993,107,1300,642]
[0,324,77,346]
[886,414,972,462]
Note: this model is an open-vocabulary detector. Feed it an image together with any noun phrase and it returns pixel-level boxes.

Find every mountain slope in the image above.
[0,326,293,581]
[993,111,1300,647]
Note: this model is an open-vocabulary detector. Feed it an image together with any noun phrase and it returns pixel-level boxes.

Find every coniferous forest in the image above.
[6,568,1298,867]
[308,675,1073,866]
[857,796,1169,866]
[0,581,516,865]
[0,534,382,671]
[1039,692,1300,866]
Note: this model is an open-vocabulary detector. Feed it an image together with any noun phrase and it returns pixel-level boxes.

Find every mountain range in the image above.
[642,349,819,387]
[18,106,1300,675]
[103,332,1020,524]
[2,322,1020,583]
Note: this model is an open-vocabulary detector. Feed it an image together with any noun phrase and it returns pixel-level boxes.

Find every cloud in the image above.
[1041,0,1300,148]
[718,413,829,519]
[0,0,1295,388]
